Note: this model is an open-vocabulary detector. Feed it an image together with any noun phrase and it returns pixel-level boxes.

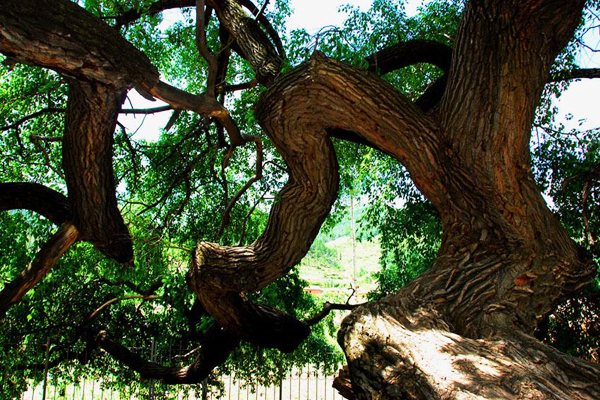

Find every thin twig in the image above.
[119,105,172,114]
[0,108,64,132]
[237,189,268,245]
[196,0,218,98]
[30,135,66,180]
[216,137,263,240]
[304,301,364,326]
[30,135,62,142]
[86,295,160,322]
[218,79,258,94]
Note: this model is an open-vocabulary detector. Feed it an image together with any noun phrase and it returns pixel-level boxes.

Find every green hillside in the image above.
[297,234,381,293]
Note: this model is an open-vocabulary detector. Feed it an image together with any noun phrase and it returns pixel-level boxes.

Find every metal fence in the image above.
[22,366,344,400]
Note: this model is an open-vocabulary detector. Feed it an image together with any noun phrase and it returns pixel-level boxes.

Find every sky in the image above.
[119,0,600,140]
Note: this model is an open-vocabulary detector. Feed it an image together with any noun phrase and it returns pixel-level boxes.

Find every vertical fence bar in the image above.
[307,365,309,400]
[278,377,282,400]
[42,336,50,400]
[315,369,318,400]
[149,338,156,400]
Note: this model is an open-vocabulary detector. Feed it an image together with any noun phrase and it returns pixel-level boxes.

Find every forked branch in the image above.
[94,325,239,384]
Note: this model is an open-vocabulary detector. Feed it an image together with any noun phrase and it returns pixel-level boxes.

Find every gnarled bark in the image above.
[0,223,79,318]
[62,82,133,263]
[208,0,282,86]
[188,52,442,350]
[339,297,600,399]
[335,1,597,398]
[0,0,158,89]
[1,0,598,396]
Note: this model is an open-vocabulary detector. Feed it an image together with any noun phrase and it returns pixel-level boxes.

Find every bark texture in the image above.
[0,0,158,89]
[339,298,600,399]
[1,0,598,396]
[334,0,599,398]
[62,82,133,263]
[208,0,282,85]
[0,223,79,319]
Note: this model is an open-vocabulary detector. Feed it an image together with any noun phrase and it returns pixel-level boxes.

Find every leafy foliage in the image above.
[2,0,600,398]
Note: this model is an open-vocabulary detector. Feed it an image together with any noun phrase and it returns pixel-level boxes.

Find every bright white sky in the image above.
[119,0,600,139]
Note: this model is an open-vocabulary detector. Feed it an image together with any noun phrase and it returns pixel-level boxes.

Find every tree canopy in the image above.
[1,0,599,398]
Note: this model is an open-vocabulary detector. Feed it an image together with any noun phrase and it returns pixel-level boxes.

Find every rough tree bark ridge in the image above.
[1,0,599,397]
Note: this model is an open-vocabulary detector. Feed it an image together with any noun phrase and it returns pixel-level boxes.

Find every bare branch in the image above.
[94,325,239,384]
[0,108,64,132]
[30,135,66,180]
[209,0,282,86]
[367,39,452,75]
[234,0,284,57]
[218,79,258,93]
[87,295,160,322]
[255,0,269,20]
[549,68,600,82]
[119,105,173,114]
[111,0,195,29]
[0,223,79,319]
[30,135,63,142]
[304,301,363,326]
[237,189,268,245]
[94,278,164,296]
[196,0,219,97]
[147,80,245,146]
[216,137,263,240]
[0,182,71,225]
[164,109,182,132]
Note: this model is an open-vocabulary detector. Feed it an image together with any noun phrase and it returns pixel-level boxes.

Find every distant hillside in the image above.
[298,234,381,293]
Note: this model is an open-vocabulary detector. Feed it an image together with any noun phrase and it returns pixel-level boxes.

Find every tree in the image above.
[1,0,600,398]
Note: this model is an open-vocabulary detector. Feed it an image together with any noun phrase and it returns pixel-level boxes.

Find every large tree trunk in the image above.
[334,1,600,398]
[2,0,599,395]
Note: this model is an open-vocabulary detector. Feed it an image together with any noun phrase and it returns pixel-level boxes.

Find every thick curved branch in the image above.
[119,105,172,114]
[62,82,133,264]
[0,0,159,89]
[147,81,244,146]
[112,0,194,29]
[0,223,79,319]
[415,74,449,112]
[366,39,452,75]
[365,40,453,112]
[94,325,239,384]
[0,182,71,225]
[188,53,440,351]
[234,0,285,57]
[208,0,282,86]
[196,0,219,98]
